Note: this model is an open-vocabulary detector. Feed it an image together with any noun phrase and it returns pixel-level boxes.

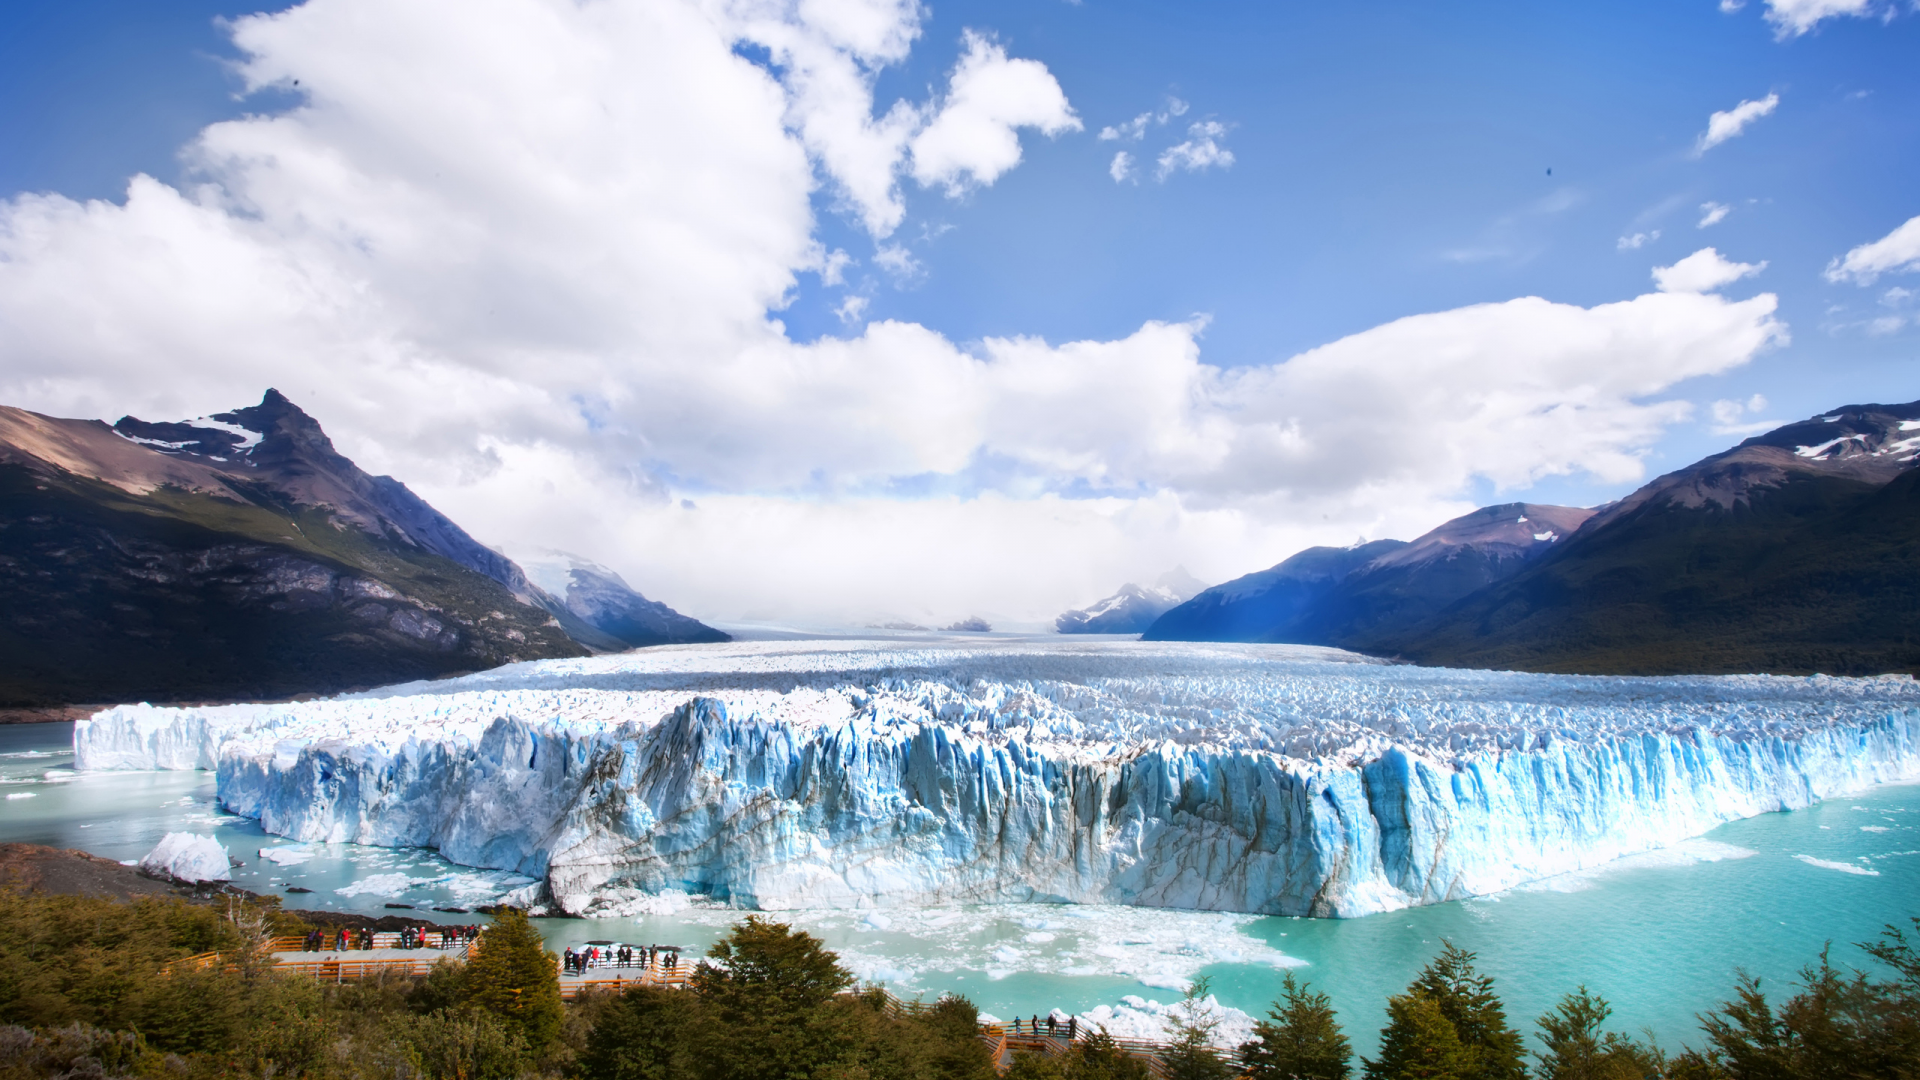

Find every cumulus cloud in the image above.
[1825,214,1920,284]
[1759,0,1888,38]
[908,30,1080,195]
[0,0,1792,625]
[1109,151,1135,183]
[1698,202,1731,228]
[1156,121,1234,180]
[727,6,1072,235]
[1695,93,1779,155]
[1653,248,1768,293]
[1618,230,1661,251]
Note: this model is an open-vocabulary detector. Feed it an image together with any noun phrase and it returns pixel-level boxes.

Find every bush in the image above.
[385,1007,528,1080]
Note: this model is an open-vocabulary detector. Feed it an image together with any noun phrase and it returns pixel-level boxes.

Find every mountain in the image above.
[1056,567,1207,634]
[0,391,717,709]
[516,551,728,649]
[1144,505,1593,646]
[1360,401,1920,675]
[1141,539,1407,642]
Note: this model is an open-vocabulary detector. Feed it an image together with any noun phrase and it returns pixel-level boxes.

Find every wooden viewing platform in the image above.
[169,937,1206,1076]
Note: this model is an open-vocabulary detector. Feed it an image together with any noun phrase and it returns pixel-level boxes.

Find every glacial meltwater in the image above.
[5,715,1916,1058]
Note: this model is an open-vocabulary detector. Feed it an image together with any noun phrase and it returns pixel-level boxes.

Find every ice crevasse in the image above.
[74,639,1920,918]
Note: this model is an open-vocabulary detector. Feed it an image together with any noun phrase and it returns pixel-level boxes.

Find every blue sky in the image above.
[2,0,1916,624]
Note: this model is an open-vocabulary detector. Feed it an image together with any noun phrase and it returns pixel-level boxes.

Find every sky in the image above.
[2,0,1917,629]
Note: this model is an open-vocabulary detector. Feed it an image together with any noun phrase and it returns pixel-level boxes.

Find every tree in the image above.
[687,916,859,1080]
[1365,992,1468,1080]
[462,907,563,1053]
[1365,942,1524,1080]
[1159,977,1235,1080]
[1533,987,1663,1080]
[1241,972,1352,1080]
[1695,946,1920,1079]
[1068,1029,1152,1080]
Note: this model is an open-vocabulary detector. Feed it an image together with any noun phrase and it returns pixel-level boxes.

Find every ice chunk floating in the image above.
[139,832,232,884]
[75,640,1920,917]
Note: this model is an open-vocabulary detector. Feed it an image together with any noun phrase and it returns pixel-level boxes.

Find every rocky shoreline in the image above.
[0,842,439,931]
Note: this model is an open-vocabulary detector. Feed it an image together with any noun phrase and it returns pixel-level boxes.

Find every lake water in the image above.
[3,719,1914,1056]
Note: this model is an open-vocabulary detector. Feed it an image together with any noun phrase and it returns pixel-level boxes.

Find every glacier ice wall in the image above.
[75,640,1920,917]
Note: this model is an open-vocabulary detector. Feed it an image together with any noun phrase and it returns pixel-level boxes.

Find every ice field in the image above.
[73,638,1920,917]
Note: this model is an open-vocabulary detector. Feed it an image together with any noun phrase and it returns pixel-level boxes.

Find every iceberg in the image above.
[76,640,1920,917]
[139,832,232,884]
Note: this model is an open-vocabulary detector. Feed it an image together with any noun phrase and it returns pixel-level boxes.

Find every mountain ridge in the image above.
[0,391,725,708]
[1145,399,1920,676]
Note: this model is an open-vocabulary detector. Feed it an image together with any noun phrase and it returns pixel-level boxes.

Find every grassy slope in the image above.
[0,464,585,706]
[1357,470,1920,676]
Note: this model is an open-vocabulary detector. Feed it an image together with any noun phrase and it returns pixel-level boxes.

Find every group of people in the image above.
[563,943,679,976]
[297,924,483,952]
[1008,1014,1078,1040]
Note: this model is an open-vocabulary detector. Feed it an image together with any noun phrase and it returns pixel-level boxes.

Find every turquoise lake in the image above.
[3,719,1913,1056]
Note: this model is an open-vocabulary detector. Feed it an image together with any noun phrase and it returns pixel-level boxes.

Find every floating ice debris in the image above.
[258,846,314,865]
[1793,854,1880,876]
[138,832,231,884]
[5,792,34,800]
[73,640,1920,918]
[335,873,422,898]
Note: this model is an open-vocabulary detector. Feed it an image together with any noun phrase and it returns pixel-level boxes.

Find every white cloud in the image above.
[1760,0,1886,38]
[818,248,854,286]
[834,294,870,324]
[908,30,1080,195]
[871,243,923,282]
[1720,0,1746,10]
[727,7,1073,236]
[1698,202,1731,228]
[1708,392,1776,434]
[1825,214,1920,284]
[1617,230,1661,251]
[1097,97,1187,141]
[0,0,1792,626]
[1109,151,1135,183]
[1653,248,1768,293]
[1156,121,1234,181]
[1695,93,1779,155]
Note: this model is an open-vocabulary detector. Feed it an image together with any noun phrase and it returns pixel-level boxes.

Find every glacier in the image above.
[74,639,1920,918]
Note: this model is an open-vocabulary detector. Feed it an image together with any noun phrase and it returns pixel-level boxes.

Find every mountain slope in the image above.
[1142,540,1407,642]
[1286,502,1595,644]
[1362,401,1920,675]
[2,393,616,707]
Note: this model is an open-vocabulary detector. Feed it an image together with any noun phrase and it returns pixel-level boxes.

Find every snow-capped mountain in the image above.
[516,551,728,649]
[1365,400,1920,675]
[1056,567,1207,634]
